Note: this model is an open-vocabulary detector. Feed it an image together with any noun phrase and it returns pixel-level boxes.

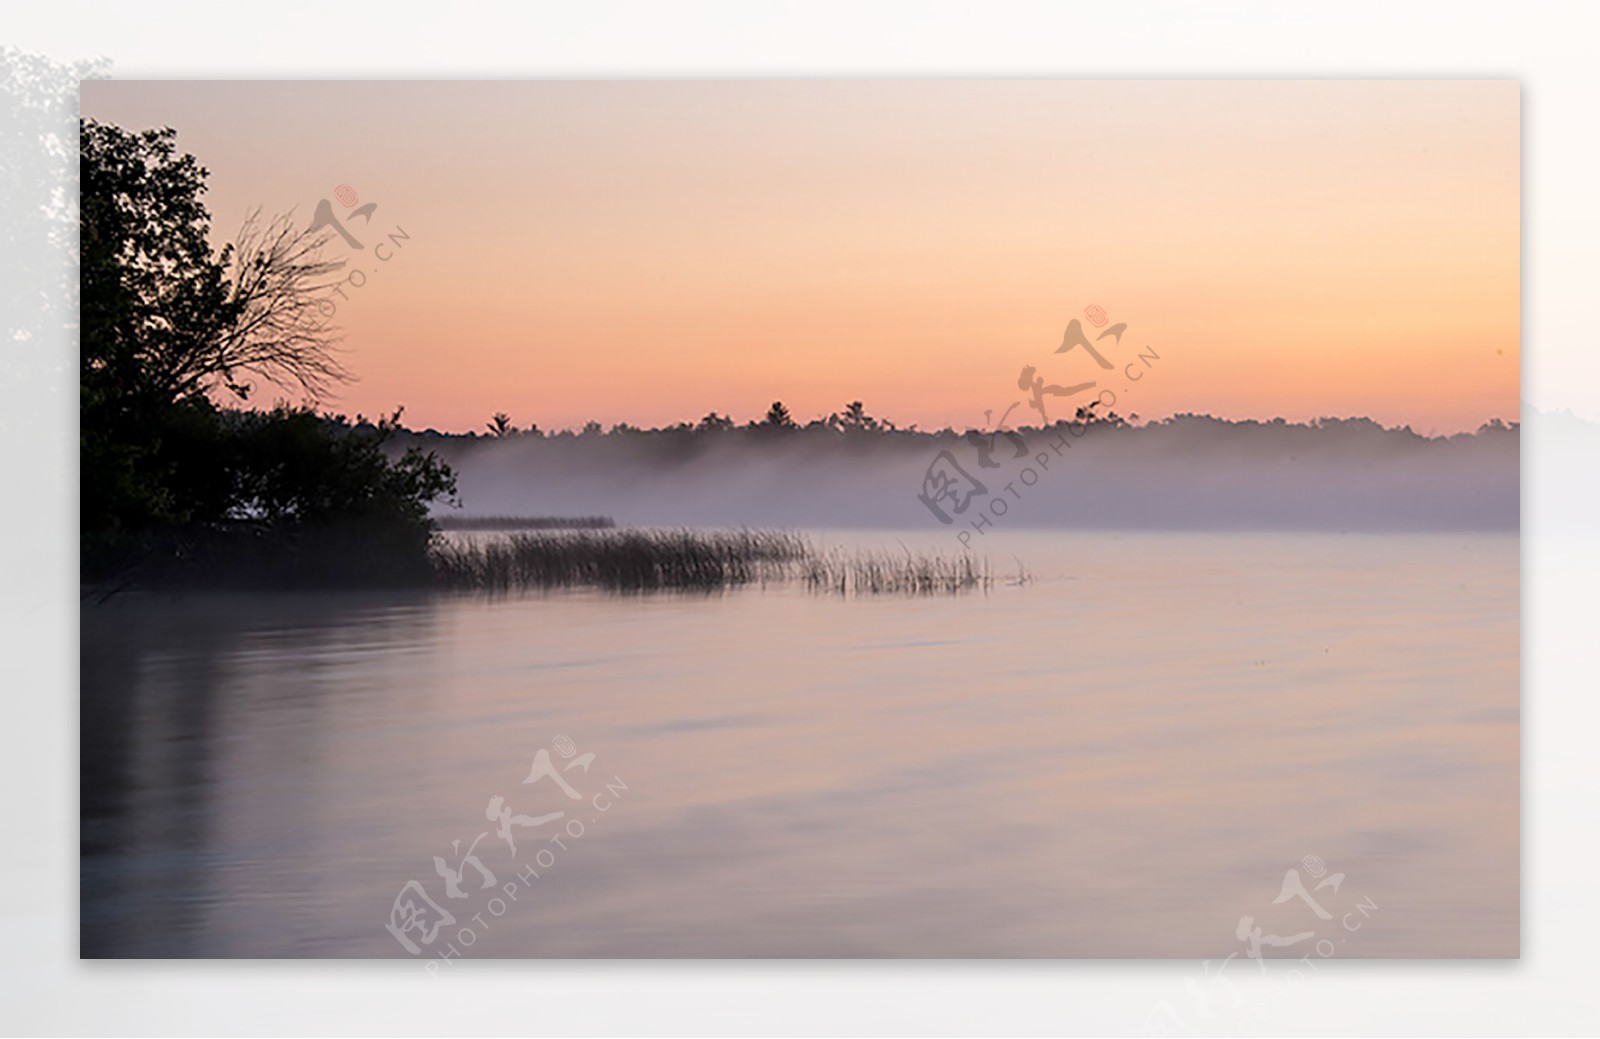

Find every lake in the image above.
[80,530,1518,959]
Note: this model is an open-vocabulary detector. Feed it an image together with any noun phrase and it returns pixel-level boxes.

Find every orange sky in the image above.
[81,80,1519,434]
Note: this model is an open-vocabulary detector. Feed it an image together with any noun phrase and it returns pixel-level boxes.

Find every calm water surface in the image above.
[80,531,1518,957]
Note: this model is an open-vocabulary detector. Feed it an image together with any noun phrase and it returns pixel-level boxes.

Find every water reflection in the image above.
[80,532,1518,958]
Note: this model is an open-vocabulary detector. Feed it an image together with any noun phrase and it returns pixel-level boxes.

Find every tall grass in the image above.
[430,529,807,592]
[798,547,991,595]
[428,528,992,595]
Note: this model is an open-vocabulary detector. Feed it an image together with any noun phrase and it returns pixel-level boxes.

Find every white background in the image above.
[3,2,1596,1034]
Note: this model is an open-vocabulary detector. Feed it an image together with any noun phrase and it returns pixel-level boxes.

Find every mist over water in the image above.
[417,417,1519,533]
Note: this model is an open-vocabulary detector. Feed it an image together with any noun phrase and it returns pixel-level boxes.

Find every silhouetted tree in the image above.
[214,209,350,401]
[487,413,514,437]
[1071,400,1127,428]
[836,400,879,433]
[81,121,347,411]
[79,118,455,584]
[697,411,734,431]
[762,401,796,429]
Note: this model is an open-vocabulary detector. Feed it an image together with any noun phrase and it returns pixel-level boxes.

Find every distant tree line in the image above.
[462,402,1516,446]
[481,399,902,439]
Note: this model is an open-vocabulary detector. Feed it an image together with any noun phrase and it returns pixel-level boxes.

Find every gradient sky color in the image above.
[81,80,1520,434]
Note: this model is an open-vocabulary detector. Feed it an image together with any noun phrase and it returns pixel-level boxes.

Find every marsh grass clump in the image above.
[799,547,992,596]
[428,528,994,596]
[430,528,808,592]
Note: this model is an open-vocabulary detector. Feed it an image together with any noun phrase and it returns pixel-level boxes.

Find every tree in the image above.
[79,118,455,584]
[232,407,456,530]
[487,412,514,437]
[212,209,350,402]
[697,411,734,432]
[1072,399,1128,428]
[837,400,878,432]
[81,120,224,419]
[762,400,796,429]
[80,120,346,414]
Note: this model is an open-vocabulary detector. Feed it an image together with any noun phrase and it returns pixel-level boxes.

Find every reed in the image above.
[430,528,807,592]
[428,528,992,596]
[797,547,992,595]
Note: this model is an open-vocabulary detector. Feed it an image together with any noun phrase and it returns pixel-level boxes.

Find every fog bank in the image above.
[406,415,1520,534]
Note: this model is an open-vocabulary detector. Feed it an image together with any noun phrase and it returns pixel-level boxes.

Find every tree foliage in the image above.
[762,400,796,429]
[80,120,347,412]
[80,119,455,585]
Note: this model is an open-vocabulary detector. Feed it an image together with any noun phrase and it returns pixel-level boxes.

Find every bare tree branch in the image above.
[191,208,352,404]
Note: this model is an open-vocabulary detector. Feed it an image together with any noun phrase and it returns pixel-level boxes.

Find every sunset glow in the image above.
[81,80,1519,434]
